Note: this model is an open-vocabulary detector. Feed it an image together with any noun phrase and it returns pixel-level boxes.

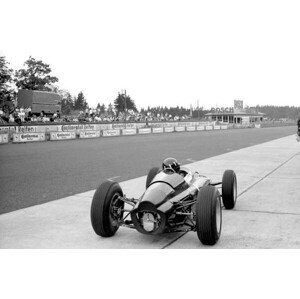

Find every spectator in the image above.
[19,107,25,122]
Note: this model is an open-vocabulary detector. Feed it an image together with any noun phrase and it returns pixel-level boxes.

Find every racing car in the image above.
[90,157,237,245]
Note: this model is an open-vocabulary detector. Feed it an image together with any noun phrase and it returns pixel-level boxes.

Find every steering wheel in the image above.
[179,170,188,177]
[163,167,175,174]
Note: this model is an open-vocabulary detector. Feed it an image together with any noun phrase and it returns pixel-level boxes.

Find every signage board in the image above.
[79,131,100,138]
[186,126,196,131]
[122,129,137,135]
[102,129,121,137]
[16,126,38,133]
[0,134,9,144]
[138,128,151,134]
[61,124,101,133]
[50,132,76,140]
[13,133,46,143]
[152,127,163,133]
[175,126,185,132]
[0,126,16,133]
[164,127,174,133]
[210,107,234,113]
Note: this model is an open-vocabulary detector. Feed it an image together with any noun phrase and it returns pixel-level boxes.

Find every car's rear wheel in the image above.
[222,170,237,209]
[146,167,160,189]
[90,180,124,237]
[196,186,222,245]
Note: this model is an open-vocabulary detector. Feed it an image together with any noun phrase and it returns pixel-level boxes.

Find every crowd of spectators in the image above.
[0,106,191,126]
[0,107,61,125]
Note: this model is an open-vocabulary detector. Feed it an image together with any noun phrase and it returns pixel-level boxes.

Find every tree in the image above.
[57,89,74,115]
[0,56,15,104]
[15,56,58,91]
[100,104,106,114]
[74,91,88,110]
[107,103,114,116]
[114,91,137,115]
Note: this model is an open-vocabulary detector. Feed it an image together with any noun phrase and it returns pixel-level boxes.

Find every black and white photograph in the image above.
[0,0,299,298]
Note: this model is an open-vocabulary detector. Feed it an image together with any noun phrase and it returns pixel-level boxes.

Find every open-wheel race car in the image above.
[90,158,237,245]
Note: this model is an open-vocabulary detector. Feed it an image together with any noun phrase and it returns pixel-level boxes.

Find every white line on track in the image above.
[107,176,121,181]
[186,158,196,163]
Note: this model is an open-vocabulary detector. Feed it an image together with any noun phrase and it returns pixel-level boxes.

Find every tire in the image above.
[146,167,160,189]
[222,170,237,209]
[90,180,124,237]
[196,186,222,245]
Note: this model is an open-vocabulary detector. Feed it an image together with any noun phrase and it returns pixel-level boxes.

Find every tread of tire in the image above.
[91,180,122,237]
[222,169,236,209]
[196,186,221,245]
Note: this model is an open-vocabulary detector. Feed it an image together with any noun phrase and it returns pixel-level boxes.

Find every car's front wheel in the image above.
[196,186,222,245]
[90,180,124,237]
[222,170,237,209]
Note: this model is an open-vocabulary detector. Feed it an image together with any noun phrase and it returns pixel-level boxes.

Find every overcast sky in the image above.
[1,0,300,109]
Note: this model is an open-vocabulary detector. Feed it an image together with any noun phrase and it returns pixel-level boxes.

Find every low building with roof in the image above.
[205,100,265,124]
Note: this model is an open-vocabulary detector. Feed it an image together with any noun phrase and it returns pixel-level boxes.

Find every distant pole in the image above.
[197,99,200,119]
[124,90,127,127]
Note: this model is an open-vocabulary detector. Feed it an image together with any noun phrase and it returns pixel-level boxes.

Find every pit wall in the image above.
[0,121,267,144]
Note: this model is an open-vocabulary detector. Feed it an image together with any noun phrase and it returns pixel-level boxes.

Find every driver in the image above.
[162,157,193,184]
[162,157,180,174]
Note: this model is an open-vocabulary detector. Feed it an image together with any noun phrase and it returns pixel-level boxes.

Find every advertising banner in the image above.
[102,129,121,137]
[35,126,46,133]
[112,123,125,130]
[214,125,221,130]
[122,128,137,135]
[0,134,9,144]
[186,126,196,131]
[196,126,205,131]
[123,123,136,129]
[13,133,46,143]
[175,126,185,132]
[205,125,213,130]
[61,124,84,132]
[35,125,61,133]
[0,126,16,133]
[164,127,174,133]
[49,125,62,132]
[150,122,165,128]
[50,132,76,141]
[221,125,228,130]
[165,122,177,127]
[100,124,113,130]
[111,123,147,130]
[134,123,147,129]
[61,124,100,133]
[79,131,100,139]
[82,124,101,131]
[152,127,163,133]
[16,126,38,133]
[138,128,151,134]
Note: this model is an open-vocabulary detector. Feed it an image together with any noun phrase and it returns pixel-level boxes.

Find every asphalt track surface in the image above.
[0,126,295,214]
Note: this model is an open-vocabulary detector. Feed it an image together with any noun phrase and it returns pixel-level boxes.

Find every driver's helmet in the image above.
[162,157,180,173]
